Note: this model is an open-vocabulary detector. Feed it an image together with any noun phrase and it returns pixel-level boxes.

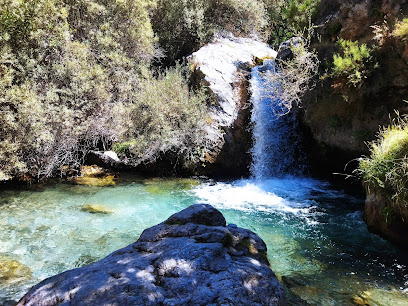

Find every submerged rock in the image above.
[353,288,408,306]
[80,204,113,215]
[17,204,285,306]
[79,165,107,177]
[143,177,200,195]
[0,257,31,283]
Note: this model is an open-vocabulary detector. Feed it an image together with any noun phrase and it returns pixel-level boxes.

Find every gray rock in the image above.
[165,204,226,227]
[17,204,286,306]
[276,37,303,61]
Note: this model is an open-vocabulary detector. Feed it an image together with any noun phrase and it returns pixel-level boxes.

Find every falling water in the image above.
[250,60,305,178]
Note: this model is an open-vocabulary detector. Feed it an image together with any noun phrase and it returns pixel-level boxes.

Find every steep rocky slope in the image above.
[301,0,408,181]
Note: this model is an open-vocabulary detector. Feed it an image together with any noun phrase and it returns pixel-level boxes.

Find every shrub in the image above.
[358,114,408,216]
[0,0,160,180]
[114,64,208,165]
[262,34,319,115]
[260,0,321,48]
[332,39,374,88]
[283,0,319,32]
[151,0,269,62]
[393,18,408,41]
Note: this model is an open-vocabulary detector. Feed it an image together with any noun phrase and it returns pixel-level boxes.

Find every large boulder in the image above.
[189,34,277,177]
[17,204,286,306]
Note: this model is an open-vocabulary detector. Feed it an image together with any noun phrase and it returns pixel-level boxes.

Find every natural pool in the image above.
[1,175,408,305]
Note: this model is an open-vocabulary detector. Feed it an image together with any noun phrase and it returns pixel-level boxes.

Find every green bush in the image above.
[358,115,408,216]
[114,63,208,165]
[260,0,321,47]
[283,0,319,31]
[113,141,135,155]
[0,0,166,181]
[2,0,312,181]
[332,39,374,88]
[393,18,408,41]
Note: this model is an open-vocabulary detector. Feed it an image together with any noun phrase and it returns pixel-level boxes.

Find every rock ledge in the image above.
[18,204,285,305]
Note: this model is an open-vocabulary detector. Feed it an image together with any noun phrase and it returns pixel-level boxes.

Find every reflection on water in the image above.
[0,175,408,305]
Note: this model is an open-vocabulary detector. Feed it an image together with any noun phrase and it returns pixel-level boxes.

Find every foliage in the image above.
[262,0,320,47]
[0,0,208,181]
[113,141,135,155]
[393,18,408,41]
[332,39,374,88]
[151,0,269,62]
[358,114,408,216]
[114,64,208,165]
[0,0,325,181]
[262,33,319,115]
[283,0,319,32]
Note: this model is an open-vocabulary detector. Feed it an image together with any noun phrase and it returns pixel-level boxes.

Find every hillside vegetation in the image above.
[0,0,321,181]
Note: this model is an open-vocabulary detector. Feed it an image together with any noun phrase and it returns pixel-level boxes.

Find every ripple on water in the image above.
[0,176,408,305]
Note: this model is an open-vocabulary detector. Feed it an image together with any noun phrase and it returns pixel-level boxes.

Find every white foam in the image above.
[192,180,311,214]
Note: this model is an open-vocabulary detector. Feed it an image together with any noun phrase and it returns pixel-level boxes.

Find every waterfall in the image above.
[250,60,305,179]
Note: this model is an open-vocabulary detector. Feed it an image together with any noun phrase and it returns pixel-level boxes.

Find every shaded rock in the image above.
[298,0,408,187]
[18,204,285,306]
[189,33,277,177]
[364,188,408,248]
[276,37,303,61]
[338,0,372,40]
[379,0,407,15]
[165,204,226,227]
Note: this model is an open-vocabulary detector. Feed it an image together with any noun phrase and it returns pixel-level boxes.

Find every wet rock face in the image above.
[189,34,277,177]
[364,189,408,248]
[18,204,286,306]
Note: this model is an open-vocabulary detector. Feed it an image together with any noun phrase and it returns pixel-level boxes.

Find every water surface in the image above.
[1,176,407,305]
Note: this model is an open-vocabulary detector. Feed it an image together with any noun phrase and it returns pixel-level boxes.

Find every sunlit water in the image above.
[1,176,408,305]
